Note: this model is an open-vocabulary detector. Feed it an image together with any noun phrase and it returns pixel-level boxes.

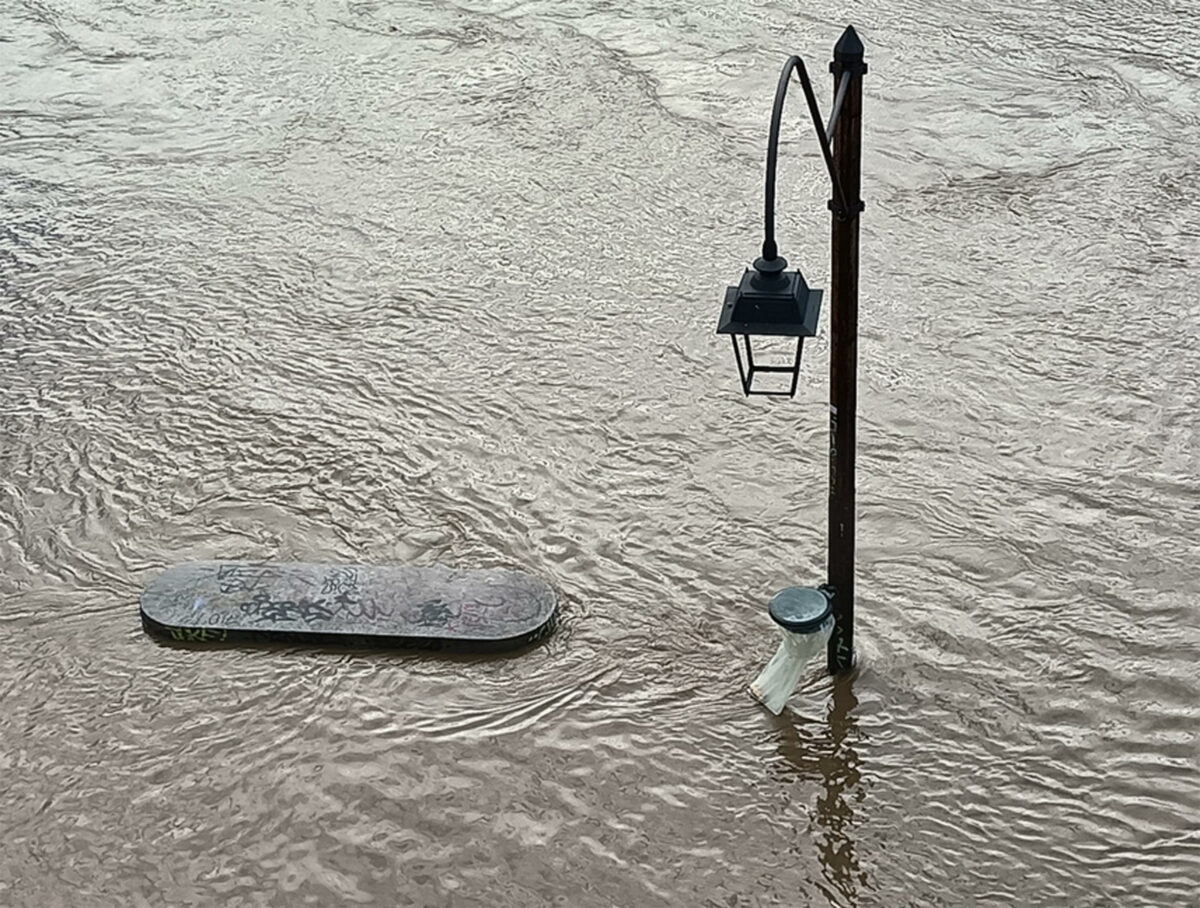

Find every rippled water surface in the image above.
[3,0,1199,905]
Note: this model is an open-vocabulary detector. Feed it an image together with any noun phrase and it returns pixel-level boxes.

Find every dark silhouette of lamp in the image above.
[718,52,854,398]
[719,28,868,691]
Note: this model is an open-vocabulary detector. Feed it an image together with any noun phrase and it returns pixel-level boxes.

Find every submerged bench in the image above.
[141,562,557,651]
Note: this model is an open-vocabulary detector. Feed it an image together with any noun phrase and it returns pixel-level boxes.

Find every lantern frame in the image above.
[717,254,823,397]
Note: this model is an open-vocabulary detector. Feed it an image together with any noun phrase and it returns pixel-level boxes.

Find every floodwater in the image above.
[2,0,1198,904]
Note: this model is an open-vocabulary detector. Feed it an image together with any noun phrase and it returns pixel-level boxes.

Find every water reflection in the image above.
[769,677,864,905]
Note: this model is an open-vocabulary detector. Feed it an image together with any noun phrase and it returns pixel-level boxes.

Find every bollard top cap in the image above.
[767,586,833,634]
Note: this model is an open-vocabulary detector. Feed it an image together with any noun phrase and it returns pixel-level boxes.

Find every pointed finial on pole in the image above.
[832,26,867,76]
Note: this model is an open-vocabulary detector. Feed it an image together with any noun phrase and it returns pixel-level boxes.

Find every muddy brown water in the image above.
[2,0,1198,905]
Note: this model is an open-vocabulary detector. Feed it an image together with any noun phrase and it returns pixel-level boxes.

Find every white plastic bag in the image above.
[749,616,833,714]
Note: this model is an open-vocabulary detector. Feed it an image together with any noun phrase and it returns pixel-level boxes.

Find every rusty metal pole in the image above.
[826,27,866,675]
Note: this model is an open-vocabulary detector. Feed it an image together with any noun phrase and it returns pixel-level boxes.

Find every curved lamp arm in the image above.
[762,56,851,263]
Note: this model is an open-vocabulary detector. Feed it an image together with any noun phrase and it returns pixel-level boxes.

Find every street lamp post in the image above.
[719,26,866,688]
[826,27,866,676]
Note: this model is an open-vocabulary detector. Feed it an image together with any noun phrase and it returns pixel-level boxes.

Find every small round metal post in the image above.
[826,26,866,675]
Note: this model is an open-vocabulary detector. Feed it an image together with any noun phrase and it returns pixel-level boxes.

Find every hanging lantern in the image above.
[717,254,822,397]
